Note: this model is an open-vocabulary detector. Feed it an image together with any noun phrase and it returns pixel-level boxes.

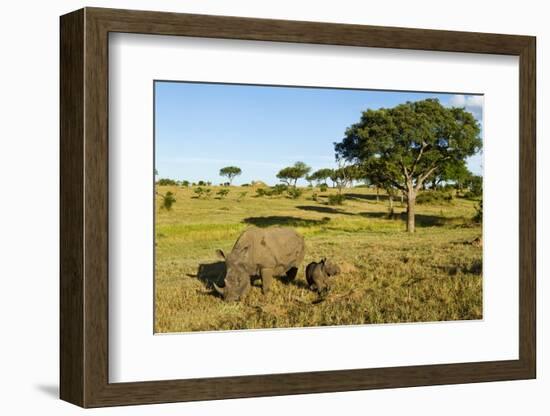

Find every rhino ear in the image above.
[216,249,226,259]
[321,257,327,264]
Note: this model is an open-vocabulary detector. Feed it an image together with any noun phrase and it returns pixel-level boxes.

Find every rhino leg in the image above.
[286,267,298,281]
[261,268,274,294]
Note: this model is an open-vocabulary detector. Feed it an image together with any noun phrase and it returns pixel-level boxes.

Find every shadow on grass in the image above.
[345,192,389,202]
[243,216,330,228]
[187,261,226,289]
[296,205,354,216]
[359,211,456,227]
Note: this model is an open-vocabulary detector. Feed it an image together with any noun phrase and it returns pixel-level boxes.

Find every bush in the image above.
[157,178,177,186]
[203,188,212,199]
[193,187,204,198]
[241,183,250,187]
[237,191,247,201]
[271,184,288,195]
[327,193,345,205]
[160,191,176,210]
[416,190,453,205]
[197,180,206,186]
[311,192,318,202]
[256,188,269,197]
[180,180,190,187]
[287,187,303,199]
[473,200,483,223]
[319,184,328,192]
[217,189,229,199]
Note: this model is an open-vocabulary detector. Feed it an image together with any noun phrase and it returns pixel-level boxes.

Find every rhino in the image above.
[305,258,341,293]
[213,227,305,301]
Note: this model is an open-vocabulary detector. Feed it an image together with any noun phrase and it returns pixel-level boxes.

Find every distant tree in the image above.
[308,168,332,186]
[335,98,481,232]
[276,161,311,188]
[330,163,360,195]
[219,166,242,185]
[197,180,206,186]
[465,174,483,197]
[157,178,177,186]
[160,191,176,210]
[431,160,472,193]
[180,180,190,187]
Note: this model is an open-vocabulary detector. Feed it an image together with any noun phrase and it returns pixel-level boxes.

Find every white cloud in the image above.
[448,94,483,120]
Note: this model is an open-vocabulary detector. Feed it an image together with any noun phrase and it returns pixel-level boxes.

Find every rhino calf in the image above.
[305,258,341,293]
[213,227,305,301]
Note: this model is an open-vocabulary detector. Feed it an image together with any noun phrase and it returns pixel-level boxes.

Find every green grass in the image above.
[155,185,482,333]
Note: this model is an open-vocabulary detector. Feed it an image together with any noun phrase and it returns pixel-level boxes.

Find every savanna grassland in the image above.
[155,185,482,333]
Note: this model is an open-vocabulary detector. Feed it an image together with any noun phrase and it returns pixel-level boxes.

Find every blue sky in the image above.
[155,81,483,186]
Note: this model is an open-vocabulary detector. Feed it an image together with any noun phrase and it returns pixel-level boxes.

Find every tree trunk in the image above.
[406,189,416,233]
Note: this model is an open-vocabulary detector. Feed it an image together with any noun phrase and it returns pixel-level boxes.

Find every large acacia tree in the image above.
[219,166,242,185]
[335,99,481,232]
[276,161,311,187]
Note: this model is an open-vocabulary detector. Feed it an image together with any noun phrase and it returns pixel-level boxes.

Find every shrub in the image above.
[319,184,328,192]
[311,192,318,202]
[217,189,229,199]
[256,188,268,197]
[197,180,206,186]
[416,190,453,205]
[237,191,247,201]
[180,180,190,187]
[203,188,212,199]
[287,187,303,199]
[327,193,345,205]
[241,183,250,187]
[271,184,288,195]
[473,200,483,223]
[157,178,177,186]
[193,187,204,198]
[160,191,176,210]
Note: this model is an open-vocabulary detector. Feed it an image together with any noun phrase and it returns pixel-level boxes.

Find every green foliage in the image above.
[203,188,212,199]
[197,180,206,186]
[276,161,311,187]
[256,188,271,197]
[219,166,242,184]
[311,192,319,202]
[216,189,230,199]
[237,191,248,201]
[465,175,483,197]
[309,168,334,185]
[157,178,177,186]
[271,184,288,195]
[160,191,176,210]
[416,190,454,205]
[473,200,483,223]
[180,180,190,187]
[327,193,346,205]
[241,183,250,187]
[193,187,205,198]
[319,184,328,192]
[335,98,482,232]
[286,187,303,199]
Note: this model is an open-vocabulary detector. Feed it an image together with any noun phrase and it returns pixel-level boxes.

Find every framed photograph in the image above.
[60,7,536,408]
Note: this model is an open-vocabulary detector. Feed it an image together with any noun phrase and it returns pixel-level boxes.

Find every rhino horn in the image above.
[213,282,225,296]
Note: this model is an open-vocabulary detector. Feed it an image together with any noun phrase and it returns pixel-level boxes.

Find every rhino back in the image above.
[231,227,304,270]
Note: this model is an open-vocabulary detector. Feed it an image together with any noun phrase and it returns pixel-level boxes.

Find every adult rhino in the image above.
[213,227,305,301]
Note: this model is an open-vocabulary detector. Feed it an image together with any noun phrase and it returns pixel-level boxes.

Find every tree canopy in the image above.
[276,161,311,187]
[334,98,481,232]
[219,166,242,185]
